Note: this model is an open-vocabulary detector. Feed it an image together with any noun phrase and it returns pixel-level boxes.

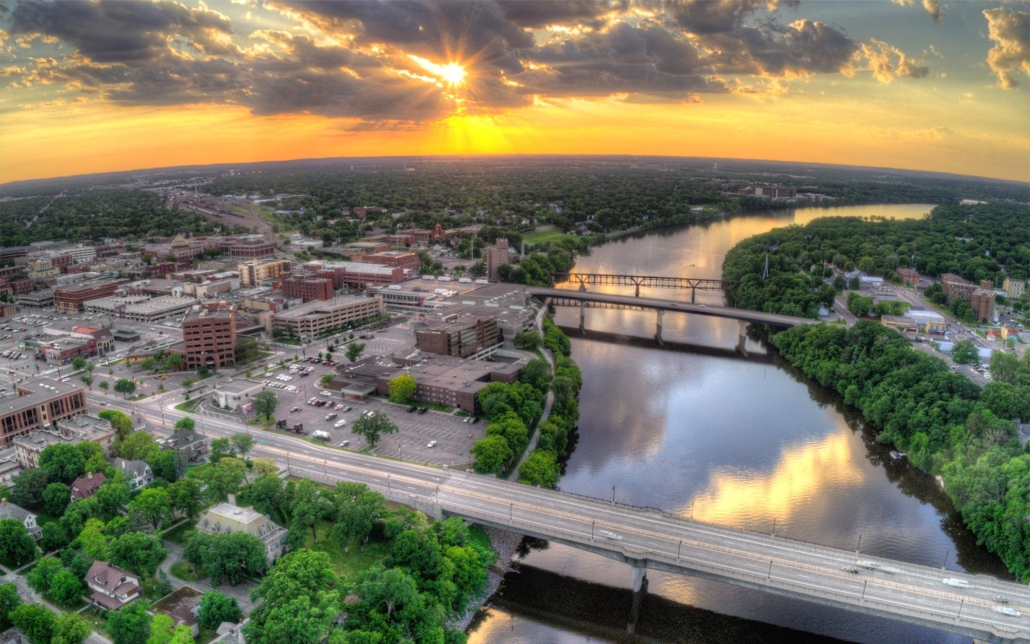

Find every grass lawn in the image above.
[162,519,198,546]
[175,399,201,413]
[304,520,391,580]
[523,227,573,245]
[169,561,207,582]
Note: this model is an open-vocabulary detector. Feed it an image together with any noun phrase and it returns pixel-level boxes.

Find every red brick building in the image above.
[0,379,88,448]
[55,280,120,312]
[362,251,419,272]
[280,276,334,302]
[180,304,237,369]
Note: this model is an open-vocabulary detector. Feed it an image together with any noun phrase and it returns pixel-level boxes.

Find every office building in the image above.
[485,239,509,282]
[180,304,237,370]
[362,251,420,272]
[0,379,88,448]
[54,280,121,312]
[1003,277,1026,300]
[311,261,408,289]
[970,283,997,322]
[239,259,286,287]
[14,289,55,308]
[273,294,385,341]
[280,276,334,302]
[416,314,500,357]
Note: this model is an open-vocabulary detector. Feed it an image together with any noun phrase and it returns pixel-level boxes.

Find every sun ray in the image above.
[408,55,467,87]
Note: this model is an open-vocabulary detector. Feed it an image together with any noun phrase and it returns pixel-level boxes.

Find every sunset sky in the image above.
[1,0,1028,184]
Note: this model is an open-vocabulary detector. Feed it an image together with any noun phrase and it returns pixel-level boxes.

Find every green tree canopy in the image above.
[245,550,344,644]
[351,412,398,449]
[387,374,417,404]
[0,518,37,568]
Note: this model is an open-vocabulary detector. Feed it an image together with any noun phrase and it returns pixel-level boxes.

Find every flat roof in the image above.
[123,296,197,314]
[216,379,264,395]
[274,294,379,320]
[3,379,83,417]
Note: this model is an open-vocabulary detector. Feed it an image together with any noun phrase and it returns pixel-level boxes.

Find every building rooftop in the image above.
[273,294,379,320]
[215,379,264,395]
[0,498,34,523]
[54,279,119,293]
[183,306,235,322]
[2,379,83,418]
[122,295,197,316]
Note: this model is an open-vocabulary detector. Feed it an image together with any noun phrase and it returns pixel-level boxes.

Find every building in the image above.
[197,495,288,565]
[362,251,420,272]
[239,260,287,287]
[70,472,107,501]
[157,429,208,462]
[906,309,948,334]
[970,282,996,322]
[340,241,390,258]
[485,239,510,282]
[13,415,117,468]
[0,379,88,448]
[87,295,197,322]
[1003,277,1026,300]
[0,447,21,487]
[211,619,249,644]
[221,236,275,259]
[85,561,141,611]
[897,268,920,287]
[0,498,41,539]
[54,280,120,312]
[273,294,385,341]
[416,314,500,357]
[181,304,237,370]
[112,458,153,491]
[941,273,975,302]
[280,276,334,302]
[310,261,409,289]
[213,379,265,411]
[15,289,55,308]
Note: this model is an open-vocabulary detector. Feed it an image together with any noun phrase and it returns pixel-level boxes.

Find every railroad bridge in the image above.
[551,272,740,301]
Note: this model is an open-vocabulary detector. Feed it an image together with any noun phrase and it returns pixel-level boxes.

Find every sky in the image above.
[1,0,1028,184]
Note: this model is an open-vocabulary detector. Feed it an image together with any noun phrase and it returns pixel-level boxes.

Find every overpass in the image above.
[552,272,739,301]
[98,393,1029,644]
[527,286,812,347]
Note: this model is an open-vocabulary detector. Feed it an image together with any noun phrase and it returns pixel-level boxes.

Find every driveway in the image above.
[159,541,259,616]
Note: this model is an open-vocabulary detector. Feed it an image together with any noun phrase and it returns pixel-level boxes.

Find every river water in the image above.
[467,204,1014,644]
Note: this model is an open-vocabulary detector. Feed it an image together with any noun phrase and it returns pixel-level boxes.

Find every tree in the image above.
[346,342,366,363]
[471,436,513,475]
[351,412,398,448]
[290,480,328,544]
[129,488,173,531]
[173,417,195,432]
[253,390,278,420]
[513,330,542,350]
[518,358,552,393]
[167,478,202,518]
[80,374,93,390]
[99,380,109,391]
[329,483,385,553]
[108,600,152,644]
[240,476,287,524]
[245,550,343,644]
[209,437,233,463]
[486,412,529,455]
[163,352,183,372]
[109,532,168,577]
[114,378,137,399]
[99,409,134,438]
[388,374,417,404]
[118,432,156,461]
[0,582,22,631]
[79,518,110,561]
[10,603,56,644]
[518,451,560,488]
[139,357,158,372]
[39,443,86,484]
[990,351,1020,383]
[43,482,71,516]
[252,458,279,478]
[72,357,88,372]
[10,468,49,510]
[203,458,247,501]
[198,590,242,631]
[146,614,175,644]
[93,480,131,520]
[0,518,37,568]
[952,339,979,364]
[27,557,63,596]
[230,433,255,458]
[201,533,267,586]
[51,612,93,644]
[49,569,84,605]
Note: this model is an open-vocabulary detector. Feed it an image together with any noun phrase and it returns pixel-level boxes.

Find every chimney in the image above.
[87,472,93,479]
[1,498,6,506]
[227,493,236,506]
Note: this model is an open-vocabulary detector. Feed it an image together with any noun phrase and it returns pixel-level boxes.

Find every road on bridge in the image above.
[91,391,1029,643]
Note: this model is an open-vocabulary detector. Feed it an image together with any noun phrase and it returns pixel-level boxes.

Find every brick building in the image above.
[0,379,88,448]
[13,414,116,468]
[54,280,120,312]
[180,304,237,370]
[273,295,385,341]
[970,283,997,322]
[221,236,276,259]
[309,261,408,289]
[896,268,920,287]
[485,239,510,282]
[415,314,500,357]
[239,259,287,286]
[362,251,420,272]
[280,276,334,302]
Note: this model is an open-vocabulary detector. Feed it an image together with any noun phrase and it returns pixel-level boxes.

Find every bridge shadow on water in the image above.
[555,326,776,365]
[476,557,843,644]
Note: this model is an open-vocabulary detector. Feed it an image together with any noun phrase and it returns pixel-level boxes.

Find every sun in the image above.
[409,55,467,87]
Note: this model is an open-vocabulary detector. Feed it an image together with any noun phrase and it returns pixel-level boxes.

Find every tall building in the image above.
[970,281,997,322]
[54,280,120,312]
[181,304,237,370]
[0,379,88,448]
[485,239,509,282]
[1003,277,1026,300]
[416,314,500,357]
[361,251,420,272]
[280,276,334,302]
[239,259,286,287]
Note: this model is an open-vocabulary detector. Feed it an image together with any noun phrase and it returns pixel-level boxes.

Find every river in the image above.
[467,204,1013,644]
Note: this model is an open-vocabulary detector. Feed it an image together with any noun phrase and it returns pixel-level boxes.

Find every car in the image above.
[407,406,418,413]
[335,403,344,410]
[325,361,335,366]
[472,417,480,424]
[100,401,108,406]
[427,440,437,448]
[299,372,310,377]
[325,412,338,420]
[342,406,352,412]
[339,440,350,447]
[417,407,429,415]
[597,530,622,540]
[463,417,471,423]
[841,567,859,574]
[291,406,300,412]
[321,391,333,396]
[334,419,347,428]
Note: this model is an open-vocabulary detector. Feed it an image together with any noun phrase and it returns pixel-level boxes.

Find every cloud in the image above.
[668,0,799,36]
[860,39,929,83]
[922,0,943,23]
[495,0,620,29]
[982,7,1030,89]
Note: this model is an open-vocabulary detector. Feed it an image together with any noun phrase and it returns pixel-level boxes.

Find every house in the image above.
[112,458,153,491]
[85,560,141,611]
[197,495,288,565]
[0,627,31,644]
[211,619,249,644]
[70,472,107,501]
[0,447,22,487]
[170,601,200,638]
[157,429,208,462]
[0,498,41,539]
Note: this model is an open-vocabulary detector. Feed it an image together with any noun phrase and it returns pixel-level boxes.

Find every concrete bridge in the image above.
[551,272,740,301]
[527,286,811,348]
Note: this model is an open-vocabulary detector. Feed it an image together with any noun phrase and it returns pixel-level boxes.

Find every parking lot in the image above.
[250,360,484,466]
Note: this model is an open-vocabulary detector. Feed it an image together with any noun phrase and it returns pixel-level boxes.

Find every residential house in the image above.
[211,619,249,644]
[0,447,22,487]
[0,498,41,539]
[70,472,107,501]
[157,429,208,462]
[112,458,153,491]
[197,495,288,565]
[85,560,141,611]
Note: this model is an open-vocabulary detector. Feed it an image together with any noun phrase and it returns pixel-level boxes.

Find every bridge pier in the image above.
[655,310,664,345]
[579,301,586,335]
[635,283,640,298]
[578,280,588,292]
[691,287,696,303]
[628,564,648,634]
[737,320,748,355]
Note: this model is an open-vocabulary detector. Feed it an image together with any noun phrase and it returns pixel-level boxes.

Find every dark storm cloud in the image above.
[666,0,798,36]
[495,0,622,29]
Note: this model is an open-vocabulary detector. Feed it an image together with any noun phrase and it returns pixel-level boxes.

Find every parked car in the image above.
[325,412,338,420]
[407,406,418,413]
[321,390,333,396]
[291,407,300,412]
[427,440,437,448]
[417,407,429,415]
[334,419,347,428]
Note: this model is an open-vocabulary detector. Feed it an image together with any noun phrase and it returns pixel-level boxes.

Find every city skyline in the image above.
[2,0,1028,184]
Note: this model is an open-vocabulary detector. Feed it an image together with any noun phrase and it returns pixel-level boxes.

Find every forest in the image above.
[722,202,1030,318]
[773,322,1030,582]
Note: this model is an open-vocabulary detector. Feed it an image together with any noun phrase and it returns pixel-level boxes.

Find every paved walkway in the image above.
[159,541,258,615]
[507,304,556,478]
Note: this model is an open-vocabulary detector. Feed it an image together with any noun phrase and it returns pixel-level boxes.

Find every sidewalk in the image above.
[507,304,557,478]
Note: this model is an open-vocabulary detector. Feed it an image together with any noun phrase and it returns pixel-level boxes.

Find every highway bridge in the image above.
[526,286,812,346]
[551,272,739,301]
[95,392,1029,644]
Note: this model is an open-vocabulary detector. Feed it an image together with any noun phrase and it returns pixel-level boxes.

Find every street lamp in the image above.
[509,502,513,522]
[611,485,615,505]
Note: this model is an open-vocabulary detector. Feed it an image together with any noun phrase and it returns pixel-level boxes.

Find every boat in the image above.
[889,450,906,460]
